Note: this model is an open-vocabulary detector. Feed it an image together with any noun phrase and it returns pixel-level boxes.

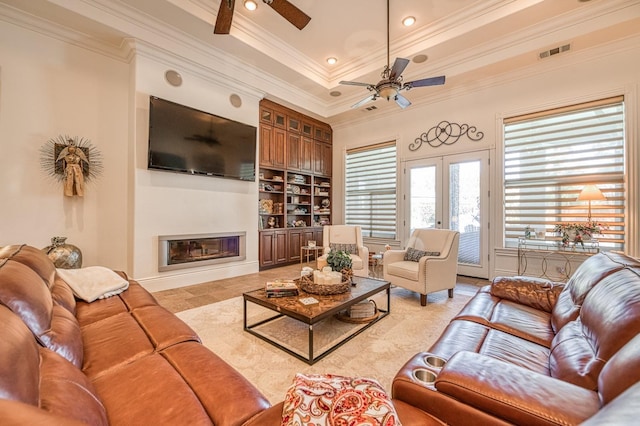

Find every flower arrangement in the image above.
[554,222,606,246]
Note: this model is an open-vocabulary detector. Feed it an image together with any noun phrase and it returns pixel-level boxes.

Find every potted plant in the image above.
[326,249,353,283]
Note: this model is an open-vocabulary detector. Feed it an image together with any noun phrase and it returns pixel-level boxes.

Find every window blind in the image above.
[345,142,397,239]
[503,97,625,251]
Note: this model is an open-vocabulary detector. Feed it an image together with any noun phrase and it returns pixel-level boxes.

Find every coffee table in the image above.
[243,276,391,364]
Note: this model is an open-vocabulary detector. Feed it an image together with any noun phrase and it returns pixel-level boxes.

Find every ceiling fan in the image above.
[214,0,311,35]
[340,0,445,109]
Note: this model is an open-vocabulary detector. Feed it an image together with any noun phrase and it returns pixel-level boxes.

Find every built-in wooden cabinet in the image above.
[259,229,288,267]
[258,99,332,269]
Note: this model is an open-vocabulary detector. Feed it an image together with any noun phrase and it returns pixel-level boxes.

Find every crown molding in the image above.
[0,2,131,62]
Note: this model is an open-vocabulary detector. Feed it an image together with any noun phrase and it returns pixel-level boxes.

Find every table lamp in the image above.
[577,185,606,222]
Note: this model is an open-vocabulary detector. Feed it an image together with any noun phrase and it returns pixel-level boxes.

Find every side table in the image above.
[300,245,323,269]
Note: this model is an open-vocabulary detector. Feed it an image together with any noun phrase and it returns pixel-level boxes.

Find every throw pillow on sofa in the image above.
[281,373,400,426]
[404,247,440,262]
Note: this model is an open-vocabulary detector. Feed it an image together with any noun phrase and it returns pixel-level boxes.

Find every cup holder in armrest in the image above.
[413,369,437,385]
[424,355,447,369]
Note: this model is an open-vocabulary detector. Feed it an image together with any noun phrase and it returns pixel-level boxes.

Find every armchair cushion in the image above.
[404,247,440,262]
[329,242,358,255]
[386,261,419,281]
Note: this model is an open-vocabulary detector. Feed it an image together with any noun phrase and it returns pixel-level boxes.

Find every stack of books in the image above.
[349,300,376,318]
[265,280,299,298]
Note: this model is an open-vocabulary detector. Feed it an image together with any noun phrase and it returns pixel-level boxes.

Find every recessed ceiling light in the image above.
[402,16,416,27]
[412,54,428,63]
[244,0,258,11]
[330,91,341,97]
[326,57,337,65]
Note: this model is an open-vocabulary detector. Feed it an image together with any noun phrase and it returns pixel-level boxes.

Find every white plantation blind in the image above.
[345,142,397,239]
[503,96,625,251]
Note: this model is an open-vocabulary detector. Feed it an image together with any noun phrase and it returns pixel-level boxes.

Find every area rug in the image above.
[176,286,474,404]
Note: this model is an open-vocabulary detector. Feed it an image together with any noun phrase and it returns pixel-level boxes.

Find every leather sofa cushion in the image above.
[551,252,637,332]
[75,280,158,327]
[549,267,640,391]
[598,334,640,405]
[454,286,555,347]
[428,319,551,375]
[92,342,270,426]
[0,258,84,368]
[39,347,108,425]
[0,304,107,425]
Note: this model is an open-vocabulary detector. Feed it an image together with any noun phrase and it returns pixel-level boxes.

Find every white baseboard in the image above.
[136,261,259,293]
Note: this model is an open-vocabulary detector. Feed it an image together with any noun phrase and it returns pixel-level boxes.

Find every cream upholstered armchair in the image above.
[317,225,369,277]
[383,229,460,306]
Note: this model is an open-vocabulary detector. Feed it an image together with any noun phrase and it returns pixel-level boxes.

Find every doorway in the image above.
[405,151,489,278]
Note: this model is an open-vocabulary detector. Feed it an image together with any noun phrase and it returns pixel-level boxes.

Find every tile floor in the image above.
[152,263,489,313]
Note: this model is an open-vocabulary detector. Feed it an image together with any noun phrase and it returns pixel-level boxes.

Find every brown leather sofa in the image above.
[393,251,640,425]
[0,244,442,425]
[0,244,274,425]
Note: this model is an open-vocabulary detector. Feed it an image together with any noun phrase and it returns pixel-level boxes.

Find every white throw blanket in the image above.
[57,266,129,303]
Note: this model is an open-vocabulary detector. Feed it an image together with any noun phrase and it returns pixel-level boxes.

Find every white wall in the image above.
[332,38,640,279]
[129,53,263,291]
[0,20,130,270]
[0,22,265,291]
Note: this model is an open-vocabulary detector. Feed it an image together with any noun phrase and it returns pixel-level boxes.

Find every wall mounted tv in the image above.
[148,96,256,181]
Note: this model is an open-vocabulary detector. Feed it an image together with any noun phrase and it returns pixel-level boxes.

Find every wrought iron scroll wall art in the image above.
[409,121,484,151]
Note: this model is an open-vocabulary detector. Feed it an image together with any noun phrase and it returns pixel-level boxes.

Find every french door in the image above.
[405,151,489,278]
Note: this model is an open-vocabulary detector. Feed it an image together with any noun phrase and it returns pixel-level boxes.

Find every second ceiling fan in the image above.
[340,0,445,109]
[214,0,311,35]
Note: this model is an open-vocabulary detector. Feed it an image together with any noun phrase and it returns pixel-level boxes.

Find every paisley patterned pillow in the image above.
[282,373,401,426]
[329,243,358,255]
[404,247,440,262]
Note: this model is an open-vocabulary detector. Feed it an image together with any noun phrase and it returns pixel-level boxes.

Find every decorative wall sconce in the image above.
[40,135,103,197]
[409,121,484,151]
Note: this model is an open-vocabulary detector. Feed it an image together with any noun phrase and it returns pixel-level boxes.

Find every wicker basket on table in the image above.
[296,271,351,295]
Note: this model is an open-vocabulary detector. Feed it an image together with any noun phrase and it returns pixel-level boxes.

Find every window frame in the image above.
[501,96,626,252]
[344,141,398,240]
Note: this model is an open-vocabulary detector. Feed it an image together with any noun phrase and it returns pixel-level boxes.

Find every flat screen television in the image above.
[148,96,256,181]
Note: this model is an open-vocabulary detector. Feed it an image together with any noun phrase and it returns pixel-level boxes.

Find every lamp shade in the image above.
[577,185,606,201]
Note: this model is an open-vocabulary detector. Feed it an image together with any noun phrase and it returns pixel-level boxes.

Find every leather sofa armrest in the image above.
[436,351,599,425]
[490,276,565,312]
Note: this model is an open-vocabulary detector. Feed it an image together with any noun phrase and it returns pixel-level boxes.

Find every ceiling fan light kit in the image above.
[339,0,445,110]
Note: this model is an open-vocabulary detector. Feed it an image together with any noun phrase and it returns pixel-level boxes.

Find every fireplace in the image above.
[158,232,246,271]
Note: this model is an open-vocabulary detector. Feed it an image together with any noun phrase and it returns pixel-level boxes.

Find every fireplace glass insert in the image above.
[167,236,240,266]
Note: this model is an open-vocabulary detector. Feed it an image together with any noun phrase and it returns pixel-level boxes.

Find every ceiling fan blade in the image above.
[339,80,374,88]
[267,0,311,30]
[351,94,377,109]
[389,58,410,80]
[395,93,411,109]
[405,75,446,89]
[214,0,235,34]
